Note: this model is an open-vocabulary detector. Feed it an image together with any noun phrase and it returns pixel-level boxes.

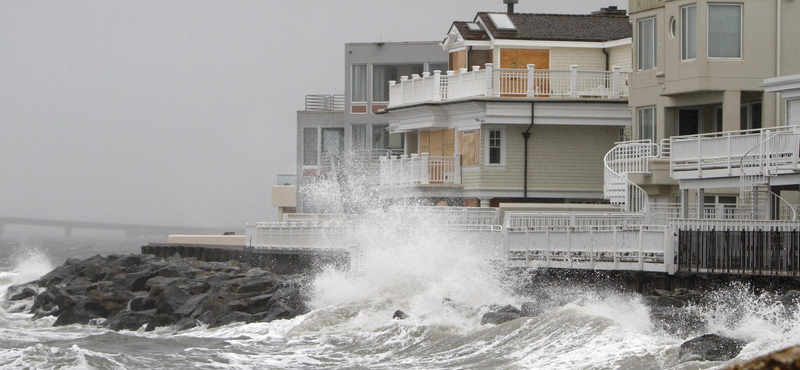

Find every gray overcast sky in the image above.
[0,0,627,229]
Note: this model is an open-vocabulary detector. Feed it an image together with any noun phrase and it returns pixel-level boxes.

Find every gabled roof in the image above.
[473,12,631,43]
[452,21,490,41]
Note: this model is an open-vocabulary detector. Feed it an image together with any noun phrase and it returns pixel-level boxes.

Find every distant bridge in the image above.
[0,216,241,237]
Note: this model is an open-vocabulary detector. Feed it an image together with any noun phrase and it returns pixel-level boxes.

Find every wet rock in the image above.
[76,255,107,281]
[173,292,211,318]
[85,288,134,317]
[725,344,800,369]
[145,314,179,331]
[53,307,97,326]
[107,311,153,331]
[679,334,747,363]
[63,258,81,266]
[648,306,706,337]
[231,276,279,294]
[63,277,94,295]
[176,317,200,331]
[157,265,187,278]
[129,296,156,312]
[7,284,37,301]
[481,305,522,325]
[266,301,298,321]
[145,276,182,296]
[779,290,800,307]
[155,285,191,315]
[393,310,408,320]
[31,290,57,313]
[37,264,76,287]
[114,270,154,292]
[210,311,252,328]
[113,254,142,268]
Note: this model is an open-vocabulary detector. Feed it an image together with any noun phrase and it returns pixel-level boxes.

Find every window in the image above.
[789,99,800,126]
[485,129,505,166]
[741,102,762,130]
[372,125,387,149]
[638,107,657,142]
[708,4,742,58]
[638,17,657,70]
[352,65,367,102]
[372,64,424,102]
[714,106,723,132]
[321,128,344,157]
[681,5,697,60]
[488,13,516,31]
[303,128,318,166]
[352,125,367,150]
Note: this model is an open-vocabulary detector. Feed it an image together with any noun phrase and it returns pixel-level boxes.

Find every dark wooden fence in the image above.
[678,228,800,276]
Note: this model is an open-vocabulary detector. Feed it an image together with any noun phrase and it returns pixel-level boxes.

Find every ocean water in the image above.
[1,226,800,370]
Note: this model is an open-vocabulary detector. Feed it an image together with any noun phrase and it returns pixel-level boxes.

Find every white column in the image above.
[681,188,690,219]
[697,188,705,218]
[612,66,620,99]
[399,76,408,104]
[421,152,430,185]
[388,80,396,105]
[454,153,462,184]
[432,70,442,101]
[485,63,494,97]
[480,197,492,208]
[421,72,430,101]
[570,65,579,99]
[526,64,536,98]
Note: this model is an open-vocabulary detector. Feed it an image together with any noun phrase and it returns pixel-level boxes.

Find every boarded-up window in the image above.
[449,50,467,72]
[458,129,480,166]
[468,49,492,69]
[419,129,454,157]
[500,49,549,70]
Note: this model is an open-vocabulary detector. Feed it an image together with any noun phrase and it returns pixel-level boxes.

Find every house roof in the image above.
[472,12,632,42]
[452,21,491,41]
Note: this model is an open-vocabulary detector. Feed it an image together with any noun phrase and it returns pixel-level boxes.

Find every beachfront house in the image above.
[295,42,447,213]
[377,6,634,208]
[612,0,800,222]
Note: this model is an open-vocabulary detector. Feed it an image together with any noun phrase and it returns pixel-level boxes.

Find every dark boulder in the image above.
[157,265,187,278]
[173,293,211,318]
[176,317,200,331]
[31,290,57,313]
[63,277,94,295]
[266,301,298,321]
[63,258,81,266]
[155,285,191,315]
[725,345,800,370]
[76,255,107,281]
[129,296,156,312]
[37,265,76,287]
[85,288,134,317]
[7,284,37,301]
[145,276,183,296]
[393,310,408,320]
[113,254,142,268]
[145,314,179,331]
[54,306,98,326]
[107,311,153,331]
[210,311,253,328]
[520,302,545,317]
[679,334,747,363]
[231,276,279,294]
[481,305,522,325]
[114,269,155,292]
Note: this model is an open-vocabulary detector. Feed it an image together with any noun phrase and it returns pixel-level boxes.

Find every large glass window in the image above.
[372,64,424,102]
[352,125,367,150]
[303,128,318,166]
[708,4,742,58]
[321,128,344,157]
[681,5,697,60]
[352,65,367,102]
[489,130,502,165]
[372,125,404,152]
[789,100,800,126]
[638,107,657,142]
[638,17,657,70]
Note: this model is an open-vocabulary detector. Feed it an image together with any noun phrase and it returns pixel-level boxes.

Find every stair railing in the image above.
[603,141,659,214]
[739,132,799,220]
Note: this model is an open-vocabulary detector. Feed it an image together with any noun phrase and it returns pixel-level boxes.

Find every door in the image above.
[678,109,700,136]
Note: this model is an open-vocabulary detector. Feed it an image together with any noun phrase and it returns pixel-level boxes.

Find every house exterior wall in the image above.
[628,0,788,141]
[609,44,632,71]
[549,47,606,71]
[295,111,345,212]
[461,124,618,195]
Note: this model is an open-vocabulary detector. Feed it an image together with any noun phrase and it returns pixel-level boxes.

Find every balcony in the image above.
[387,64,629,108]
[305,94,344,111]
[380,153,462,187]
[669,125,800,180]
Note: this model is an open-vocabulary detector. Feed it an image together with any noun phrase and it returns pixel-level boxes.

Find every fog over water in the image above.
[0,0,625,228]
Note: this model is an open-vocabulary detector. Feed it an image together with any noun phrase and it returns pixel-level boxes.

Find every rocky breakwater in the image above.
[4,253,309,331]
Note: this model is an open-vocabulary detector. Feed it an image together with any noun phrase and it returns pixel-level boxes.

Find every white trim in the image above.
[489,38,631,49]
[706,3,743,60]
[484,126,506,167]
[449,46,468,53]
[637,106,657,141]
[762,74,800,92]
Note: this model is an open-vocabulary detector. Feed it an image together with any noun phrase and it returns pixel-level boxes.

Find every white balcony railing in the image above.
[388,64,630,107]
[670,125,800,177]
[380,153,462,186]
[305,94,344,111]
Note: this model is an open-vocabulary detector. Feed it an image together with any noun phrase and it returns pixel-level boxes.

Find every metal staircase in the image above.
[603,141,659,213]
[739,132,799,220]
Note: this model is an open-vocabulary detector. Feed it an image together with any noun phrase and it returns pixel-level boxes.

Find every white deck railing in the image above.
[388,64,630,107]
[389,206,499,225]
[670,125,800,177]
[603,141,659,213]
[305,94,344,111]
[380,153,462,186]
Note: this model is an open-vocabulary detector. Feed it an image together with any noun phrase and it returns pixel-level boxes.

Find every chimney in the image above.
[504,0,518,14]
[591,6,628,17]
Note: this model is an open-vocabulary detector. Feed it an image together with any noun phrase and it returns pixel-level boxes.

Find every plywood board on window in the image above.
[420,131,430,154]
[459,130,478,166]
[430,130,443,156]
[500,49,550,70]
[443,129,455,157]
[449,50,467,72]
[469,49,492,69]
